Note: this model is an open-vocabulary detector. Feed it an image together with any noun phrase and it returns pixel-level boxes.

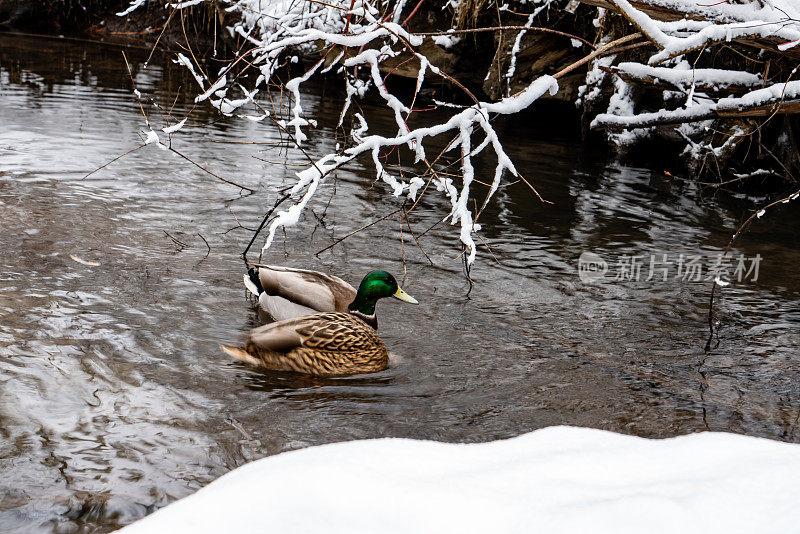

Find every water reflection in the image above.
[0,32,798,533]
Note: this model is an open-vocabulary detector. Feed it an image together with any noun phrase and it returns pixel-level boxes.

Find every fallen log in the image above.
[592,79,800,130]
[602,62,762,93]
[592,105,717,130]
[593,100,800,130]
[578,0,791,26]
[718,99,800,117]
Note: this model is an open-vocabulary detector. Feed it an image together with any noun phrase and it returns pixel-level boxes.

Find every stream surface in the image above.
[1,33,799,533]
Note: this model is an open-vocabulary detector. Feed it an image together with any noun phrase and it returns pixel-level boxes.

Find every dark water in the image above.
[0,33,798,533]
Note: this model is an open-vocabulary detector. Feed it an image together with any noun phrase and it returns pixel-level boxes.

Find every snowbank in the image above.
[118,426,800,533]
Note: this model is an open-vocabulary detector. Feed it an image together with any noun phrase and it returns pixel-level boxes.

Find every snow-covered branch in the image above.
[593,79,800,129]
[119,0,566,267]
[115,0,800,266]
[578,0,800,177]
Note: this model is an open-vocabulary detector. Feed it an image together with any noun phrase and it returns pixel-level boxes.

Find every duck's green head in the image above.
[348,270,418,315]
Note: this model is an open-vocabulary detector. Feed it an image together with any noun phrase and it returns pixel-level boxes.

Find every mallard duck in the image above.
[243,266,417,329]
[224,270,418,376]
[221,312,389,376]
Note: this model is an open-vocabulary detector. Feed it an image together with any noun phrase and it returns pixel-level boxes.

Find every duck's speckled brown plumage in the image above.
[221,312,388,377]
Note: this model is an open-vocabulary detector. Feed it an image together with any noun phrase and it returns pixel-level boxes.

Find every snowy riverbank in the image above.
[119,426,800,533]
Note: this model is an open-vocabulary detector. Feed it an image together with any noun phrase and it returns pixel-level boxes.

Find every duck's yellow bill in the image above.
[393,287,418,304]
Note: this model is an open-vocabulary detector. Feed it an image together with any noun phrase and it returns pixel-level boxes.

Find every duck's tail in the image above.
[243,267,263,297]
[220,344,263,367]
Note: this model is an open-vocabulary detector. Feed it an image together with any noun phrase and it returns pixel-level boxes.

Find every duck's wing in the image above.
[257,294,318,322]
[220,314,314,367]
[247,312,376,353]
[252,265,356,313]
[222,313,386,375]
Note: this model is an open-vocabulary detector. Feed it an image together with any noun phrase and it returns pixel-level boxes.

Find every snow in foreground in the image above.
[118,426,800,533]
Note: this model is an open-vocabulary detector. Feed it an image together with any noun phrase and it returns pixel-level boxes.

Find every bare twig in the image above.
[145,6,177,66]
[403,211,434,265]
[168,145,256,192]
[315,208,402,256]
[81,144,146,180]
[164,230,188,251]
[242,192,293,263]
[705,187,800,351]
[197,233,211,258]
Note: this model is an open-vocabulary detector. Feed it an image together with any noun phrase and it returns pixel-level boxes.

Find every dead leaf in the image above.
[70,254,100,266]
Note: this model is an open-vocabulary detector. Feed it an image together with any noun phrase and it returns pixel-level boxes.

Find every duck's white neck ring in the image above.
[350,310,377,330]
